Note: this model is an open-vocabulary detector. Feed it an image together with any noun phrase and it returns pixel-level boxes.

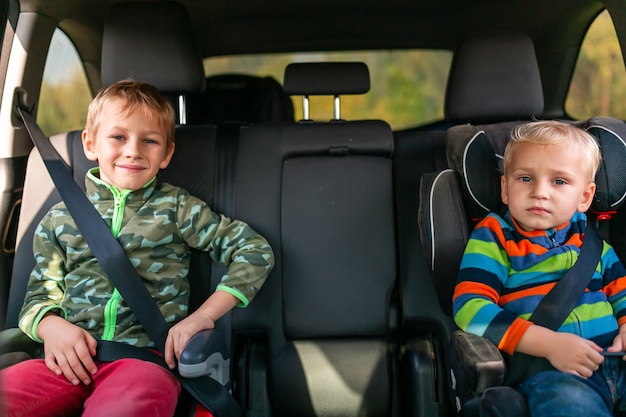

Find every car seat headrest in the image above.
[192,74,294,123]
[102,1,205,95]
[446,117,626,221]
[445,122,517,220]
[283,62,370,96]
[583,117,626,213]
[445,33,544,123]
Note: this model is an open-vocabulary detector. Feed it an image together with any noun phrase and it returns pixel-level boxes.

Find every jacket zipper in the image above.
[101,187,132,341]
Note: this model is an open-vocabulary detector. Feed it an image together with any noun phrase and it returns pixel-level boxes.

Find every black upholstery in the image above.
[101,1,205,94]
[185,73,294,125]
[445,33,544,124]
[283,62,370,95]
[229,62,400,417]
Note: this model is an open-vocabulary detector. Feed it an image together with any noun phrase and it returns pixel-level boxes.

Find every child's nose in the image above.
[124,139,142,157]
[531,181,549,198]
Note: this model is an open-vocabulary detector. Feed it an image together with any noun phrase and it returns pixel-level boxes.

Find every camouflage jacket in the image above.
[19,168,274,347]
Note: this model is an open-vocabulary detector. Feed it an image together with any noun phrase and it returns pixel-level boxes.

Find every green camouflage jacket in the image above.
[18,168,274,348]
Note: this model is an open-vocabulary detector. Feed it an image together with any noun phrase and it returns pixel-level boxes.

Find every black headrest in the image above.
[445,118,626,220]
[283,62,370,96]
[102,1,205,94]
[195,73,294,123]
[445,33,544,123]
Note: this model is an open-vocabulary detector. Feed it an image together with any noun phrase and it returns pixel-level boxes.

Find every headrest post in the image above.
[302,95,310,120]
[178,95,187,125]
[333,95,341,120]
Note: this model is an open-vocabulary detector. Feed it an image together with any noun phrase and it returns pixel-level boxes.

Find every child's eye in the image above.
[144,138,159,145]
[112,135,125,141]
[554,179,567,185]
[519,176,532,182]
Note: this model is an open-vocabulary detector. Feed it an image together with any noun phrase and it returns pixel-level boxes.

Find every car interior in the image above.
[0,0,625,416]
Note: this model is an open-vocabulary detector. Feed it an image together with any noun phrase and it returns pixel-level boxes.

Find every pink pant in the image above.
[1,358,181,417]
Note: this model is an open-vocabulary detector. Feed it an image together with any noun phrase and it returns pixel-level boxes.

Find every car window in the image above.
[37,28,92,136]
[566,10,626,120]
[204,50,452,130]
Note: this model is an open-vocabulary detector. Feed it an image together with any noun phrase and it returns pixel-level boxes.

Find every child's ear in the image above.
[82,130,98,161]
[159,142,175,169]
[500,175,509,205]
[578,182,596,212]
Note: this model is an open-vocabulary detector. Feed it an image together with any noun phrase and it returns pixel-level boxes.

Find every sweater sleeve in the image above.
[452,215,531,354]
[177,192,275,307]
[18,212,68,342]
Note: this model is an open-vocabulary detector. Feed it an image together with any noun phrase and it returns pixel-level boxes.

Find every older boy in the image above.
[453,120,626,416]
[1,79,274,417]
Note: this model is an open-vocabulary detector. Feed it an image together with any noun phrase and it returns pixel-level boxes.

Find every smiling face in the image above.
[501,141,596,232]
[82,97,175,191]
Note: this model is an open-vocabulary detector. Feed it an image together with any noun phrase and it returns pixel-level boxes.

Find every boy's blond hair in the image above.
[85,79,176,147]
[502,120,601,181]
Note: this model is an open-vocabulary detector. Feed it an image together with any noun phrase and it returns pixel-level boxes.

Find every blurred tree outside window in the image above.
[38,29,92,136]
[566,10,626,120]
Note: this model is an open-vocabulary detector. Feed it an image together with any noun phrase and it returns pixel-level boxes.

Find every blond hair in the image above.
[502,120,601,181]
[85,79,176,147]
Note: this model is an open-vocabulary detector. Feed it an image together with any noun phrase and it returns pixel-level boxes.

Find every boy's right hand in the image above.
[37,314,98,385]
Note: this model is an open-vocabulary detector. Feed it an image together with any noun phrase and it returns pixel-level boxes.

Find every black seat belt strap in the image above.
[14,88,243,417]
[529,223,602,330]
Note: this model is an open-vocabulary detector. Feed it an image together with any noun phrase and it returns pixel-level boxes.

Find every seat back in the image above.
[231,62,398,416]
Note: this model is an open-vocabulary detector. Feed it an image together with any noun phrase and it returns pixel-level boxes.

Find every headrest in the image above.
[445,117,626,220]
[102,1,205,94]
[283,62,370,96]
[583,117,626,212]
[195,73,294,123]
[445,33,544,123]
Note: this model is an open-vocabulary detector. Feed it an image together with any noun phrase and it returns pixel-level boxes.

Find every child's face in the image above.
[81,98,175,191]
[501,141,596,232]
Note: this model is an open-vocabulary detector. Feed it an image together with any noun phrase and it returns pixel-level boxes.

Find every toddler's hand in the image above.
[545,332,603,378]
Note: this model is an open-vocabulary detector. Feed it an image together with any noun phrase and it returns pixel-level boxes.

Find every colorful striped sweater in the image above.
[453,211,626,355]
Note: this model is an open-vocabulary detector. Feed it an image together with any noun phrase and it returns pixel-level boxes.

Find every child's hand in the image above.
[544,332,603,377]
[164,312,215,369]
[605,325,626,357]
[164,290,238,369]
[37,314,98,385]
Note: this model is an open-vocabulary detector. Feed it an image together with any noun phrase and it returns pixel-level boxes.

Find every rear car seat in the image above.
[229,62,401,417]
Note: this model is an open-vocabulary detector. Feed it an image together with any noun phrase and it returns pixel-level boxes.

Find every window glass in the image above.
[566,10,626,120]
[204,50,452,130]
[38,29,92,136]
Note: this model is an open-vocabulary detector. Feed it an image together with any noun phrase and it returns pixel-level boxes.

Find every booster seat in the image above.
[418,116,626,416]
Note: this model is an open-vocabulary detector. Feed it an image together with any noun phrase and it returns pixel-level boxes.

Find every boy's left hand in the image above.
[164,312,215,369]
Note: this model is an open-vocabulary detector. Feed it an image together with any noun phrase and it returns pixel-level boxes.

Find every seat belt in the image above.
[14,88,243,417]
[528,224,602,329]
[505,222,603,386]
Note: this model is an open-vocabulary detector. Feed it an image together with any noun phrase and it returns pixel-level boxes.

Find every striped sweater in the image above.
[453,211,626,355]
